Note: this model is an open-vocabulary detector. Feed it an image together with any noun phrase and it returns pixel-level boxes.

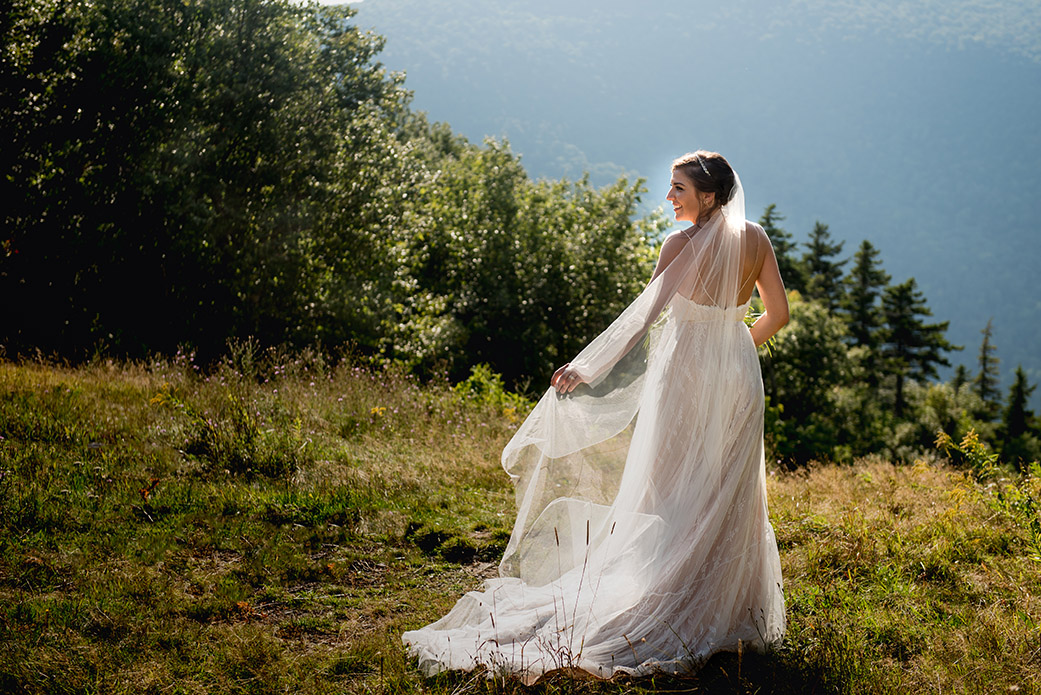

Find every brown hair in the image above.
[671,150,736,218]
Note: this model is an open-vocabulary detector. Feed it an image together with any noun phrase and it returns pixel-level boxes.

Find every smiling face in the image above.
[667,168,715,224]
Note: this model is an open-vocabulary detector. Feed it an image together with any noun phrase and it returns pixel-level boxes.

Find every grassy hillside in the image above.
[1,356,1039,694]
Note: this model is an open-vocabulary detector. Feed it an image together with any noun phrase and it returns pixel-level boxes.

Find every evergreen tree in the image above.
[974,319,1001,420]
[802,221,847,311]
[841,240,890,348]
[952,364,970,393]
[1000,366,1039,469]
[881,278,958,416]
[1002,366,1036,440]
[759,204,805,293]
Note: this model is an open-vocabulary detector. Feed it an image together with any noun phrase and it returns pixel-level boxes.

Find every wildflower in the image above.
[371,406,387,417]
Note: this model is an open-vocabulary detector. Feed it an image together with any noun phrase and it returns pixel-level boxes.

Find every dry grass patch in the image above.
[770,459,1041,693]
[2,357,1040,694]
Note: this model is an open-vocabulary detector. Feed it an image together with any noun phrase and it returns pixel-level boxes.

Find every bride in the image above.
[404,151,789,682]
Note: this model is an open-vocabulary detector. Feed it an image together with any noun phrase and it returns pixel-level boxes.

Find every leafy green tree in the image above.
[0,0,663,386]
[880,278,958,416]
[761,294,858,464]
[822,377,888,463]
[974,319,1002,420]
[390,128,658,386]
[758,204,805,293]
[1,0,407,357]
[898,380,991,458]
[802,221,847,311]
[1,0,180,353]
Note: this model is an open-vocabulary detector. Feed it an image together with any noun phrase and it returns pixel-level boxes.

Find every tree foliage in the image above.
[1000,366,1040,468]
[388,125,660,384]
[756,227,995,465]
[841,241,889,347]
[760,294,858,464]
[758,204,805,293]
[802,221,846,311]
[1,0,408,357]
[840,240,889,385]
[974,318,1002,420]
[0,0,659,389]
[881,278,957,416]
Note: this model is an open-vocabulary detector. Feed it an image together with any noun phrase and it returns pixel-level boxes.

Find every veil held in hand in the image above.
[499,173,749,583]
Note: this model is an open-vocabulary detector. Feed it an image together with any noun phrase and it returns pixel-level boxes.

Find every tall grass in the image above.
[1,354,1038,694]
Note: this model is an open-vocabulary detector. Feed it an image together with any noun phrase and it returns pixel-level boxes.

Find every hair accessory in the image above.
[694,154,712,178]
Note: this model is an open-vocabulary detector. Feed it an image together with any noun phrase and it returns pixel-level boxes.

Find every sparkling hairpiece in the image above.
[694,155,712,178]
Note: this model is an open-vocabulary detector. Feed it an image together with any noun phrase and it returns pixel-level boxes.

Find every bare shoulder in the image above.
[651,228,696,276]
[660,227,694,254]
[663,228,696,246]
[744,221,772,251]
[744,220,768,241]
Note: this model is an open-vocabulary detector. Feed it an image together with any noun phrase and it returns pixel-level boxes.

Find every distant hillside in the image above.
[350,0,1041,404]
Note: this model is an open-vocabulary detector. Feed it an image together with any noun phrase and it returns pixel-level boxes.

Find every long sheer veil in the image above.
[499,174,748,585]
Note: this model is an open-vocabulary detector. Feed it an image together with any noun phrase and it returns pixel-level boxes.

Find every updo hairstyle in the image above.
[671,150,736,210]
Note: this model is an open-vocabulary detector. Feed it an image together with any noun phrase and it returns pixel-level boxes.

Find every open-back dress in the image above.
[403,174,785,682]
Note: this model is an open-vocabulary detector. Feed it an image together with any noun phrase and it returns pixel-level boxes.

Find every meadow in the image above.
[1,352,1039,694]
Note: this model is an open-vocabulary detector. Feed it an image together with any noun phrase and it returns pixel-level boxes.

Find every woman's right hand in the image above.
[551,363,585,394]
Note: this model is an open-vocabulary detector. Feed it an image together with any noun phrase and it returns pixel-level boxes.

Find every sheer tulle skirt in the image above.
[403,299,785,682]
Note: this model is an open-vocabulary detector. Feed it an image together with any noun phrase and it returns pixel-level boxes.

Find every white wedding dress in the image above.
[403,174,785,682]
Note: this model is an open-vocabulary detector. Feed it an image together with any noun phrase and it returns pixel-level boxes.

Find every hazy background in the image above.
[339,0,1041,402]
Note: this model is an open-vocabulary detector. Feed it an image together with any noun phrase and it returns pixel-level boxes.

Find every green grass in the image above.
[1,354,1039,694]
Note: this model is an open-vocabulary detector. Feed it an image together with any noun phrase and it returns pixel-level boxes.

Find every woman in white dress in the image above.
[404,151,789,683]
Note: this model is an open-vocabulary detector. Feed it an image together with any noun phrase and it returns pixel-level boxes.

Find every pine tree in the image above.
[1000,366,1039,469]
[802,221,847,311]
[952,364,970,394]
[841,239,890,352]
[759,204,805,293]
[974,319,1001,420]
[1002,366,1035,439]
[881,278,958,416]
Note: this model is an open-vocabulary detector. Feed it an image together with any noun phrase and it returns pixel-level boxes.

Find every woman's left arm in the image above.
[749,230,789,347]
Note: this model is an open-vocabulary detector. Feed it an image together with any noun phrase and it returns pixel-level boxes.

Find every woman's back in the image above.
[670,219,769,309]
[737,221,771,305]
